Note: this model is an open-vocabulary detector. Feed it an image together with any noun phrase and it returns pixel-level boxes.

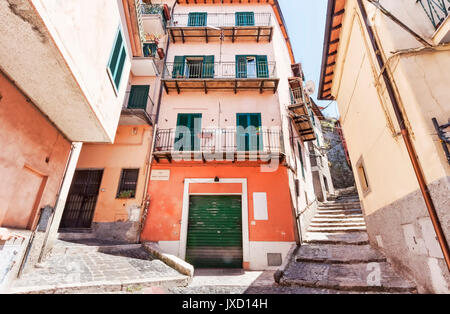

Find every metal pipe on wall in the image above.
[357,0,450,271]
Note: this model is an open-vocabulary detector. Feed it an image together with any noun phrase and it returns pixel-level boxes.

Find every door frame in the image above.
[179,178,250,266]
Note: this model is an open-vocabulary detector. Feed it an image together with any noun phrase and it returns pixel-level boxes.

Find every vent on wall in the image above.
[267,253,282,267]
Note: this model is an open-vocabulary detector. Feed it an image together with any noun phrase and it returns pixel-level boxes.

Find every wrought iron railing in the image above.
[290,88,305,104]
[123,91,155,112]
[416,0,450,29]
[168,13,272,28]
[154,128,283,154]
[162,61,277,80]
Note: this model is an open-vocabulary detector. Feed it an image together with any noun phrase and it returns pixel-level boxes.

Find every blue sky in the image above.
[278,0,339,118]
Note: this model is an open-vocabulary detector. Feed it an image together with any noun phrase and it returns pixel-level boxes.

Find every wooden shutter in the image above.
[256,55,269,78]
[236,55,247,78]
[202,55,215,78]
[172,56,185,78]
[236,113,262,151]
[236,12,255,26]
[108,29,127,90]
[127,85,150,109]
[188,12,207,26]
[175,114,202,151]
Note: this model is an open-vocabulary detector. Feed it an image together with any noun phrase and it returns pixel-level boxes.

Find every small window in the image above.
[188,12,207,26]
[356,157,370,194]
[117,169,139,199]
[108,28,127,92]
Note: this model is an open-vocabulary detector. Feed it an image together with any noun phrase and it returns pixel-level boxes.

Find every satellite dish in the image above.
[305,80,316,96]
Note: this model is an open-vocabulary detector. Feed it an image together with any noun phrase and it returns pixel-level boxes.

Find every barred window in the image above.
[117,169,139,199]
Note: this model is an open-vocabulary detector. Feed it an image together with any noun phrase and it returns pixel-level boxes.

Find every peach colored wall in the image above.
[141,164,295,243]
[76,125,152,223]
[0,72,71,228]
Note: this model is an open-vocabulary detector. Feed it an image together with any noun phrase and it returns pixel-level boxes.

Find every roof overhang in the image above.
[318,0,347,100]
[175,0,295,64]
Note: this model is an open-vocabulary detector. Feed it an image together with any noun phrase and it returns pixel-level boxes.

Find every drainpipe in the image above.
[357,0,450,271]
[137,1,177,243]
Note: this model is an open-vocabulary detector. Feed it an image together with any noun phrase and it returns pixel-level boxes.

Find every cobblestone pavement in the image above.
[9,240,188,294]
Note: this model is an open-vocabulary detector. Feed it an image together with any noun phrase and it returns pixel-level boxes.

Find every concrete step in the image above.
[318,205,361,211]
[296,244,386,264]
[304,232,369,245]
[308,226,367,233]
[315,214,364,220]
[320,202,361,207]
[280,262,417,293]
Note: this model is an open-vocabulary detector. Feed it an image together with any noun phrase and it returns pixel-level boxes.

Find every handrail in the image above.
[162,61,277,79]
[168,12,272,28]
[155,127,283,153]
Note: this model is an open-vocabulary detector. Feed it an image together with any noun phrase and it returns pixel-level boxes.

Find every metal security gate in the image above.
[186,195,243,268]
[60,170,103,229]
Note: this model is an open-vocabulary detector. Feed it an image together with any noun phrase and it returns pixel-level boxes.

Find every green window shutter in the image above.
[128,85,150,109]
[256,55,269,78]
[175,114,202,151]
[236,55,247,78]
[236,113,262,151]
[188,12,207,26]
[236,12,255,26]
[202,55,215,78]
[108,29,127,90]
[172,56,185,78]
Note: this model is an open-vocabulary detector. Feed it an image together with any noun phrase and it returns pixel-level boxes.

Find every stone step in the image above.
[296,244,386,264]
[304,232,370,245]
[315,214,364,220]
[10,275,190,294]
[309,222,366,229]
[320,202,361,207]
[317,210,363,216]
[280,262,417,293]
[57,232,96,241]
[308,226,367,233]
[51,241,142,255]
[312,217,366,224]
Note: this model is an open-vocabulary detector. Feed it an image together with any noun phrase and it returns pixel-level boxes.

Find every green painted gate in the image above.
[186,195,243,268]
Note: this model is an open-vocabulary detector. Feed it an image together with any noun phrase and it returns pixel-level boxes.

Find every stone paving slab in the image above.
[304,232,369,245]
[280,262,417,293]
[9,246,188,294]
[296,244,386,264]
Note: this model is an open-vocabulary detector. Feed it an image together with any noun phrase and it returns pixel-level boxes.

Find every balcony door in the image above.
[175,113,202,151]
[173,56,214,79]
[236,113,263,152]
[236,55,269,79]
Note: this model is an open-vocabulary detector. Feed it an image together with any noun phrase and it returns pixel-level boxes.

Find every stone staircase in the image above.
[279,195,418,293]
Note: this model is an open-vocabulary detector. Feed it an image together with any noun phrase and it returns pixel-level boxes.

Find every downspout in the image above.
[357,0,450,271]
[137,1,177,243]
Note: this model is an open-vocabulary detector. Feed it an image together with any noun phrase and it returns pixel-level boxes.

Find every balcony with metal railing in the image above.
[119,89,155,126]
[416,0,449,29]
[288,87,316,142]
[153,127,284,163]
[161,61,279,94]
[167,13,273,43]
[138,2,170,37]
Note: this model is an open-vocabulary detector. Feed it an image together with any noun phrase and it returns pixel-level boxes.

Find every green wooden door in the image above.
[236,12,255,26]
[127,85,150,109]
[186,195,243,268]
[236,113,263,151]
[175,113,202,151]
[188,12,207,26]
